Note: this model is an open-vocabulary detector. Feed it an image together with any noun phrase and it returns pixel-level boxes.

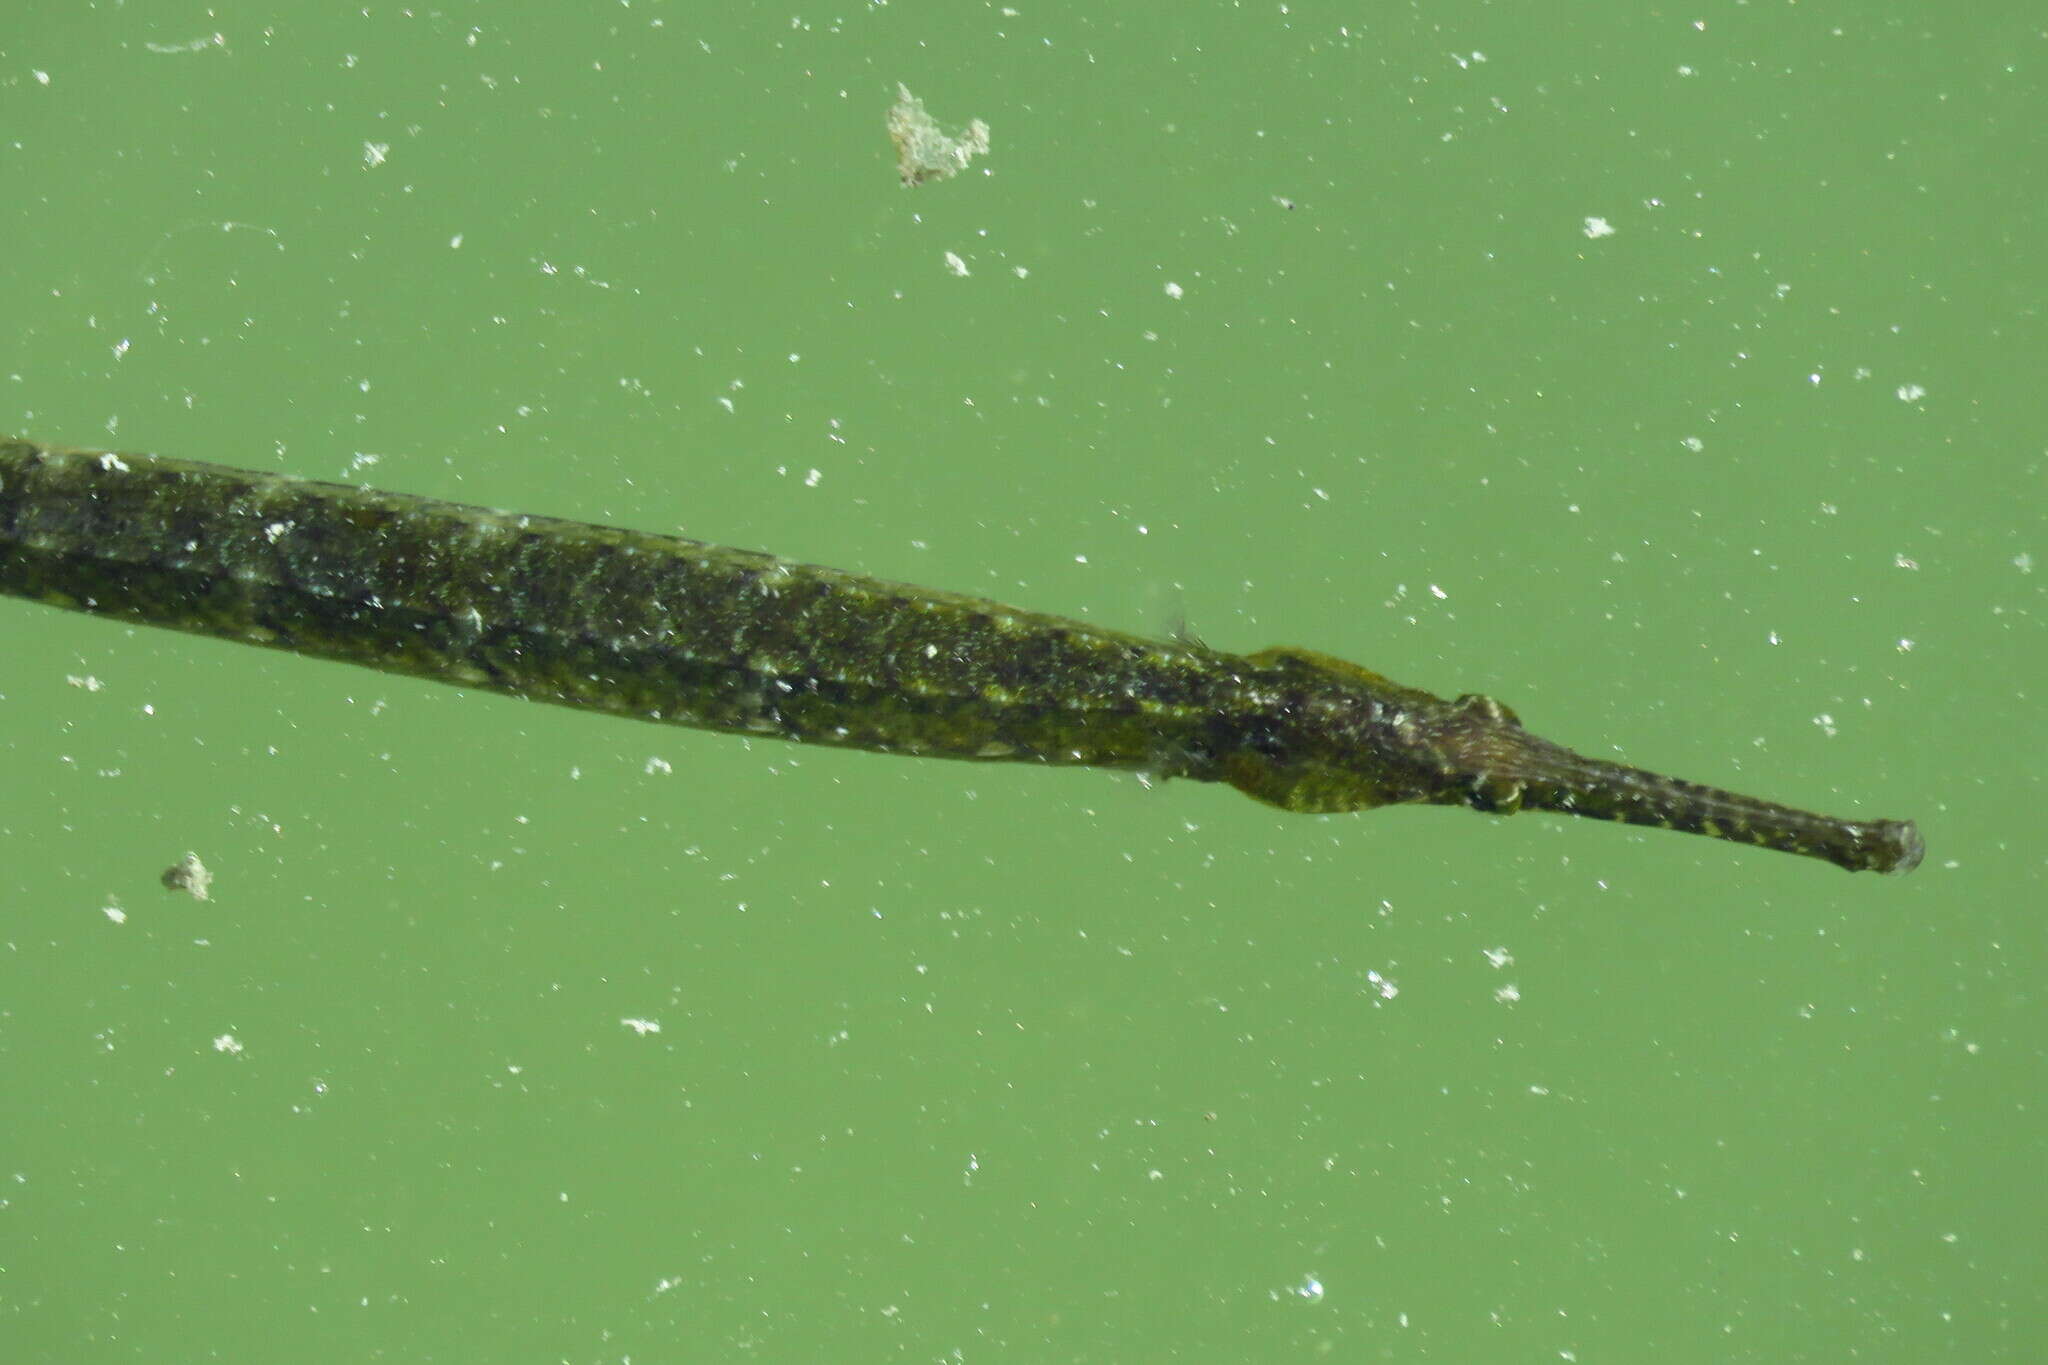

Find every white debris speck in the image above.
[1365,969,1399,1001]
[1164,281,1184,300]
[620,1017,663,1036]
[644,756,674,776]
[97,452,131,473]
[1680,435,1705,453]
[66,674,105,692]
[943,251,970,277]
[362,141,389,168]
[804,468,823,488]
[2012,552,2032,574]
[162,852,212,901]
[1483,946,1514,968]
[450,233,464,249]
[213,1033,244,1055]
[887,84,992,186]
[1274,1273,1325,1303]
[1813,713,1839,738]
[1494,984,1522,1004]
[103,902,128,925]
[1896,382,1927,402]
[1582,216,1616,239]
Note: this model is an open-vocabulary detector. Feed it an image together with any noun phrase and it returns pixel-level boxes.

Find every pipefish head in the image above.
[1209,646,1923,873]
[1384,681,1929,875]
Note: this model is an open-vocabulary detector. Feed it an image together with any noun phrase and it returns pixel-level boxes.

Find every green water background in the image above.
[3,4,2040,1361]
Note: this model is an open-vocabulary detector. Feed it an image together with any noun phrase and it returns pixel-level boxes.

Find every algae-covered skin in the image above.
[0,438,1922,873]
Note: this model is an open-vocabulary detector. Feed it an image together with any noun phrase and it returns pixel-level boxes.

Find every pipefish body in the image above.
[0,438,1923,875]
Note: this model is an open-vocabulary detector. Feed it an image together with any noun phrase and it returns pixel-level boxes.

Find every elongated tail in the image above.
[1432,695,1924,875]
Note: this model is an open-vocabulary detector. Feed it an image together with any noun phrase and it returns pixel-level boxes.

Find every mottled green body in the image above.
[0,439,1922,873]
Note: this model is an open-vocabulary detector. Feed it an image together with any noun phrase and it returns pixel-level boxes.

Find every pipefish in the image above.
[0,438,1923,874]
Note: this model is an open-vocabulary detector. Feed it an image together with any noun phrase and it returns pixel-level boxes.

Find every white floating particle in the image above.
[944,251,970,276]
[620,1017,663,1036]
[161,852,212,901]
[887,84,991,187]
[1896,382,1927,402]
[1164,281,1184,300]
[1582,216,1616,239]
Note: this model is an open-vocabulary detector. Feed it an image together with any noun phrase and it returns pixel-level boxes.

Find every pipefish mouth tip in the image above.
[1875,820,1925,876]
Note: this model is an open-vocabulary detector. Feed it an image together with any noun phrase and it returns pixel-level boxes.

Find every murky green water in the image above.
[4,5,2039,1360]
